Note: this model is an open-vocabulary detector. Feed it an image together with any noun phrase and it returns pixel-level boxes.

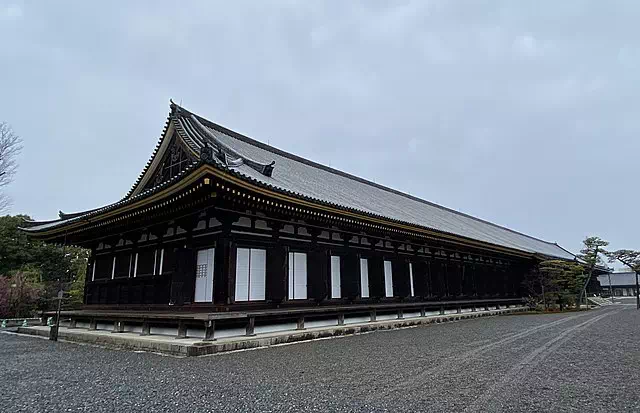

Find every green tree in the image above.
[606,249,640,309]
[0,271,43,318]
[576,236,609,306]
[522,264,553,309]
[538,259,585,310]
[577,236,609,269]
[0,214,89,316]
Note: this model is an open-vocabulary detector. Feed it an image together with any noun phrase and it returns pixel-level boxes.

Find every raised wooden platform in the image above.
[24,305,528,356]
[45,298,525,341]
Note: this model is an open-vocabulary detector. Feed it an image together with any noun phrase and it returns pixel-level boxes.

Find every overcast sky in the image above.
[1,1,638,256]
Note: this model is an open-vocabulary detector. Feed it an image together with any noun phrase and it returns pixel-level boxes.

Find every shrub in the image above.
[0,271,43,318]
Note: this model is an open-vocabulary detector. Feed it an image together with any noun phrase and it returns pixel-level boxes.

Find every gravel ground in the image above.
[1,305,638,412]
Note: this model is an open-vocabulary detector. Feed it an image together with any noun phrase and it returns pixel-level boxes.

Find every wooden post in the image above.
[177,320,187,339]
[204,320,215,341]
[112,320,124,333]
[246,316,256,336]
[141,320,150,336]
[214,213,239,305]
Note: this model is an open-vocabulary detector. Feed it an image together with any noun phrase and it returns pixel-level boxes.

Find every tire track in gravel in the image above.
[463,309,618,413]
[369,310,595,401]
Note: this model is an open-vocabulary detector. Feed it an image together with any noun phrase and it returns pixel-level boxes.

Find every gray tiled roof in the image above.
[598,272,638,287]
[24,103,577,260]
[176,107,574,259]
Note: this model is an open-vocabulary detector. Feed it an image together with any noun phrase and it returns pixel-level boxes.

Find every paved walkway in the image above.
[1,305,638,412]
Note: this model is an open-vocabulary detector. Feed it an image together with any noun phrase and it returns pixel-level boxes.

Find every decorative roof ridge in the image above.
[187,114,275,177]
[172,102,562,248]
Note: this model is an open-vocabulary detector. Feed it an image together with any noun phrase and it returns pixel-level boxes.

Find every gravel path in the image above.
[1,306,638,412]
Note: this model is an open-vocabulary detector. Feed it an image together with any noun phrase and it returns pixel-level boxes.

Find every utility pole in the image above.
[50,233,67,341]
[607,272,614,304]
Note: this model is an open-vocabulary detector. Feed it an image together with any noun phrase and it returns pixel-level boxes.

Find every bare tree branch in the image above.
[0,122,22,212]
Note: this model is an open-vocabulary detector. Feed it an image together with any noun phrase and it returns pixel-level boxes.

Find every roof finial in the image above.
[200,142,213,163]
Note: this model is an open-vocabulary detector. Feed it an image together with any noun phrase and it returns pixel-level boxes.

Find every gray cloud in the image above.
[1,0,638,255]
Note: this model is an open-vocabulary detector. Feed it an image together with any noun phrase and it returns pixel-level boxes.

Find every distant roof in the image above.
[598,272,637,287]
[23,102,577,260]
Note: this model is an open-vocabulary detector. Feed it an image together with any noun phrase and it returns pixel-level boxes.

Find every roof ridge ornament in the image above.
[189,115,275,177]
[200,143,213,163]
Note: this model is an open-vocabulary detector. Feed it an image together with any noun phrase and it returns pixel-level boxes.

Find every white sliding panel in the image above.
[235,248,250,302]
[288,252,308,300]
[133,253,139,278]
[249,249,266,301]
[159,249,165,275]
[409,263,415,297]
[384,260,394,298]
[360,258,369,298]
[194,248,214,302]
[331,256,341,299]
[288,255,294,300]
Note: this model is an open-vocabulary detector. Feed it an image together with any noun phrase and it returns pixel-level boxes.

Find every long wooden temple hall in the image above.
[23,102,577,340]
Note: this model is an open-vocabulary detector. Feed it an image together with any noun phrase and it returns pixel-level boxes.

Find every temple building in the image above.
[598,272,638,297]
[22,102,579,339]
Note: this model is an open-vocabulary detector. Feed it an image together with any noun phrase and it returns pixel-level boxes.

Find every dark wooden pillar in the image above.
[308,228,328,302]
[461,260,473,298]
[447,257,461,297]
[123,231,142,304]
[341,253,361,300]
[337,231,360,300]
[148,224,170,305]
[368,254,385,298]
[392,254,411,298]
[266,221,287,303]
[486,264,498,297]
[168,216,199,306]
[213,212,238,305]
[412,260,428,298]
[477,262,487,297]
[467,261,477,297]
[431,259,445,298]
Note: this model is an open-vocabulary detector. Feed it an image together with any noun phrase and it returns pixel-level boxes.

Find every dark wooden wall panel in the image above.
[412,260,428,297]
[94,255,113,280]
[368,256,385,298]
[308,248,328,301]
[392,259,411,298]
[342,254,360,299]
[266,245,287,303]
[136,248,156,277]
